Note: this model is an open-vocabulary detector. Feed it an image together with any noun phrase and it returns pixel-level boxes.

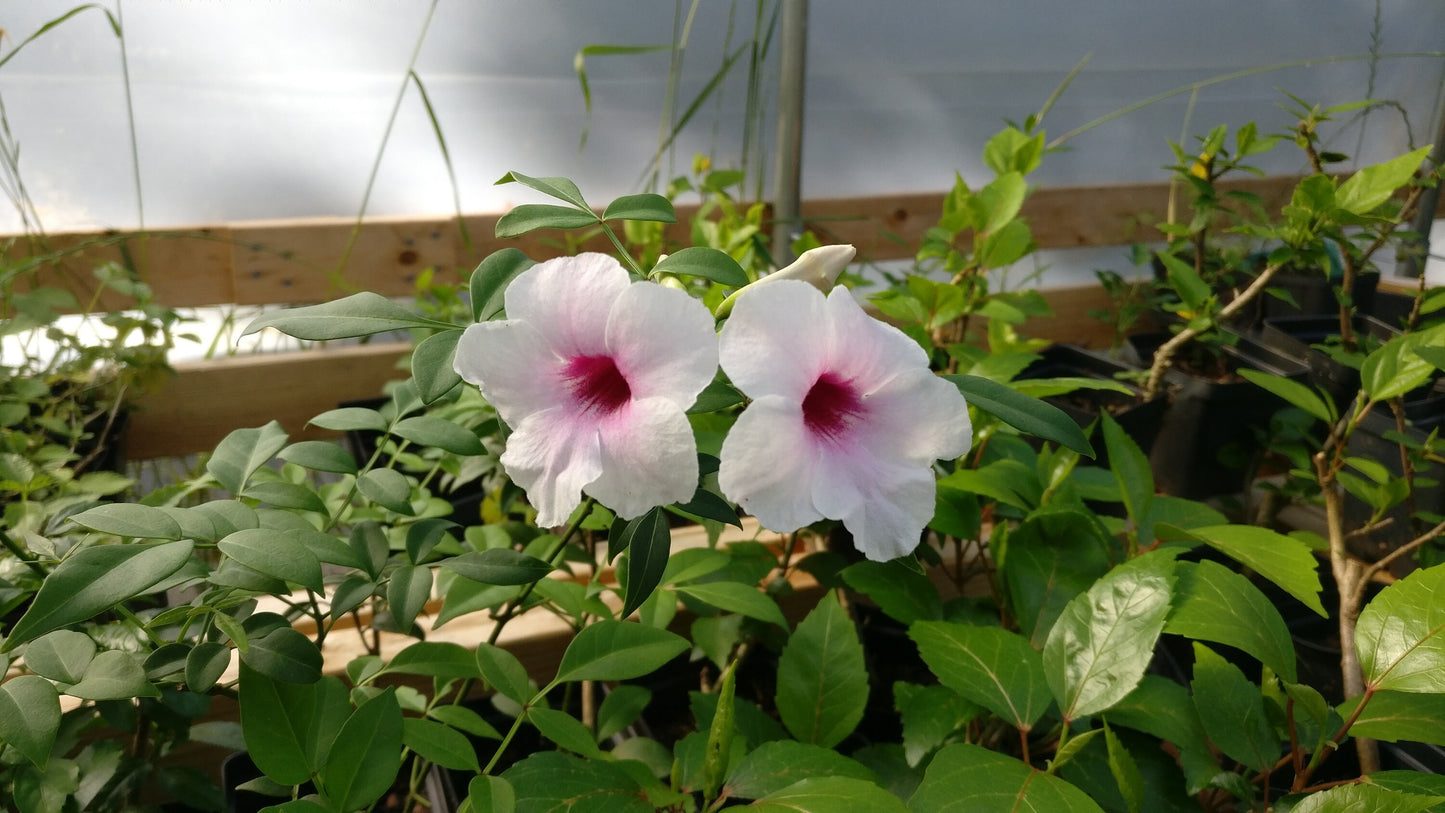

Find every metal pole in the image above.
[770,0,807,267]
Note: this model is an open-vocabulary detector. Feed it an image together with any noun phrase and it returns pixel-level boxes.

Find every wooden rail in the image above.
[3,174,1406,460]
[8,176,1303,309]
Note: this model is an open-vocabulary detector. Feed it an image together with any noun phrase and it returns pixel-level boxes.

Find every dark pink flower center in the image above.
[802,373,864,442]
[565,355,632,415]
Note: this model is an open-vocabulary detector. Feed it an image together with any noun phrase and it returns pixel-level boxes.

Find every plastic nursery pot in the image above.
[1257,313,1401,412]
[1128,331,1311,500]
[1248,269,1380,327]
[1018,344,1167,467]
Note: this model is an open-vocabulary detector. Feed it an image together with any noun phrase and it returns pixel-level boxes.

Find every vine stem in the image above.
[1142,260,1285,400]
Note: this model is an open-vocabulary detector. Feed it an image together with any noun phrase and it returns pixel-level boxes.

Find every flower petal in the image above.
[505,253,630,357]
[717,394,823,533]
[607,281,718,407]
[500,407,603,528]
[454,320,562,428]
[838,467,938,562]
[860,368,974,464]
[821,285,931,394]
[586,398,700,519]
[719,280,830,400]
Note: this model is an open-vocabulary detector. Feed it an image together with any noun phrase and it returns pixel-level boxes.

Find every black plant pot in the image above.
[1129,331,1310,499]
[1257,314,1400,413]
[1019,344,1168,467]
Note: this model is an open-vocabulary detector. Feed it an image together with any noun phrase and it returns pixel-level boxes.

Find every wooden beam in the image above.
[126,342,411,459]
[5,176,1328,310]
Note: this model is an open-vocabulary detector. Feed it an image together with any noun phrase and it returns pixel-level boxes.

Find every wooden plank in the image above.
[4,228,236,309]
[5,176,1339,309]
[126,342,411,459]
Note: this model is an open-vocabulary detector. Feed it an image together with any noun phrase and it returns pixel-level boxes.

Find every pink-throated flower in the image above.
[717,279,973,561]
[454,253,718,527]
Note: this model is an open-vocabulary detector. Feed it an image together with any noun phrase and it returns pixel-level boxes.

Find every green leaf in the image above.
[386,564,433,636]
[1288,782,1444,813]
[1239,369,1332,423]
[910,743,1105,812]
[1105,676,1219,795]
[241,481,327,514]
[0,675,60,770]
[944,374,1094,457]
[381,641,478,681]
[442,548,553,585]
[206,421,290,493]
[239,627,322,684]
[702,664,735,800]
[1001,509,1114,648]
[427,704,501,740]
[897,684,981,767]
[1161,524,1325,617]
[278,440,358,475]
[66,650,159,700]
[500,752,649,812]
[496,171,590,210]
[476,643,535,705]
[219,529,324,591]
[752,776,908,813]
[402,717,481,771]
[596,684,652,743]
[603,193,676,223]
[1168,559,1299,683]
[391,414,484,455]
[238,663,337,786]
[1044,551,1177,721]
[1358,565,1445,692]
[1362,328,1445,403]
[241,292,445,340]
[22,630,96,683]
[1191,643,1277,772]
[1335,146,1431,215]
[356,468,415,515]
[652,247,749,287]
[468,776,516,813]
[470,248,536,322]
[307,407,388,433]
[675,582,787,628]
[411,330,463,405]
[618,507,670,619]
[528,706,603,758]
[186,642,232,693]
[3,540,195,649]
[841,560,943,625]
[495,204,600,238]
[67,503,182,539]
[910,621,1051,731]
[319,688,403,812]
[553,620,688,684]
[1340,691,1445,744]
[775,592,868,748]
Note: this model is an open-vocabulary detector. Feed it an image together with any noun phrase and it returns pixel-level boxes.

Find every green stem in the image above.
[0,529,48,578]
[486,498,596,647]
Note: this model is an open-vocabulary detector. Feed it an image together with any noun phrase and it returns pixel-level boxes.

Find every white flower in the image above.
[715,244,856,317]
[454,253,718,526]
[717,280,972,561]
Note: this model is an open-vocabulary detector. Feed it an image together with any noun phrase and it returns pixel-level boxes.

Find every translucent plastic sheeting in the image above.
[1,1,1443,233]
